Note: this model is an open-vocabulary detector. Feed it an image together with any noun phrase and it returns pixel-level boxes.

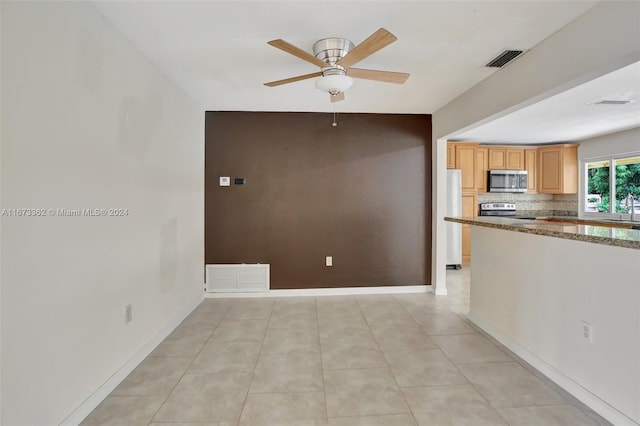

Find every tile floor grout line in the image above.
[419,288,508,424]
[83,271,612,425]
[146,301,225,425]
[312,296,331,422]
[242,390,328,395]
[357,296,420,424]
[444,269,610,425]
[492,341,610,423]
[236,297,274,425]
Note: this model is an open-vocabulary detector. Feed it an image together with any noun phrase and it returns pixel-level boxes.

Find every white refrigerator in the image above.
[446,169,462,269]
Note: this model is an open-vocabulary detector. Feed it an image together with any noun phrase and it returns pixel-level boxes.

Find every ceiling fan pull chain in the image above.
[332,105,338,127]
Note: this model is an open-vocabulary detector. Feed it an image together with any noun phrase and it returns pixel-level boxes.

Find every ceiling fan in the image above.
[264,28,409,103]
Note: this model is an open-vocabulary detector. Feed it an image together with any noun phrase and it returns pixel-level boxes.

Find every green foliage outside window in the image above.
[588,162,640,213]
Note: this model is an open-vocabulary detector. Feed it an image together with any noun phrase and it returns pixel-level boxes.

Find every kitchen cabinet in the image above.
[538,144,578,194]
[476,147,488,192]
[462,225,471,264]
[447,142,478,264]
[455,144,477,192]
[461,193,477,264]
[506,149,524,169]
[461,192,477,217]
[488,148,506,169]
[489,147,524,169]
[447,144,455,169]
[524,149,538,193]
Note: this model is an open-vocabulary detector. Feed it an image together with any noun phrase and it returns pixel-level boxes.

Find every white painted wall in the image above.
[432,1,640,290]
[578,127,640,217]
[0,2,4,420]
[579,127,640,160]
[0,2,204,424]
[469,226,640,425]
[434,2,640,140]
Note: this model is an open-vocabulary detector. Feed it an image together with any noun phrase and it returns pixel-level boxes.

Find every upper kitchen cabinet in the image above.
[488,147,524,169]
[524,149,538,193]
[447,144,455,169]
[476,147,488,192]
[506,149,524,169]
[488,148,506,169]
[538,144,578,194]
[454,144,478,192]
[449,142,577,195]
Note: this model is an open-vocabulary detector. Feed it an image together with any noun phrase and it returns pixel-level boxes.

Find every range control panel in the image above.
[480,203,516,211]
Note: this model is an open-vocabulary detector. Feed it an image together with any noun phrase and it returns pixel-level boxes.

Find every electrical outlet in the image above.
[125,304,133,324]
[581,321,593,343]
[325,256,333,267]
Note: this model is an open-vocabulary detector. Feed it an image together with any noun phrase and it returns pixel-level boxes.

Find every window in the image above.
[585,155,640,217]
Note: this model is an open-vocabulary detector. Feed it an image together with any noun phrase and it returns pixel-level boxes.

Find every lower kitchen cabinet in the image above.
[461,193,477,264]
[462,224,472,264]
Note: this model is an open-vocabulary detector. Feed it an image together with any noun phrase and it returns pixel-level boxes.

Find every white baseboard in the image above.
[434,287,448,296]
[206,285,432,298]
[60,293,204,426]
[468,312,639,426]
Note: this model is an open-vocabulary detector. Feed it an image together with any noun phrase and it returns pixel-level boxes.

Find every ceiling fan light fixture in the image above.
[315,74,353,95]
[264,28,408,102]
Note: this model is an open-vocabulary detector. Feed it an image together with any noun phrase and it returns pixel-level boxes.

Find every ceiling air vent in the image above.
[485,50,525,68]
[593,100,633,105]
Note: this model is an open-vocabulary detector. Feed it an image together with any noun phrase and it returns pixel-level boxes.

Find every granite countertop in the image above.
[524,215,640,228]
[445,216,640,250]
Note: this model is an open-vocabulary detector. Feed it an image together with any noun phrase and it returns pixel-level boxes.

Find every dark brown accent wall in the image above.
[205,112,431,289]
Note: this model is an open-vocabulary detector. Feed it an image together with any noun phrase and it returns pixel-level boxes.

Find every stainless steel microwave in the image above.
[488,170,528,193]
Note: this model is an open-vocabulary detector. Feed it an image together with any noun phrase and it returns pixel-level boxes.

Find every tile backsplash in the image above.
[477,192,578,216]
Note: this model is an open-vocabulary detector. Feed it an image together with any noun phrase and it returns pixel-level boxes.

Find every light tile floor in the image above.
[82,268,612,426]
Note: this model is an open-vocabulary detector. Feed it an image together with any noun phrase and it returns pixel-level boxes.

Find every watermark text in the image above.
[1,208,129,217]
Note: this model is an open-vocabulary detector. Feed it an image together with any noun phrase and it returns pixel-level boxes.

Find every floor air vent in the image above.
[485,50,525,68]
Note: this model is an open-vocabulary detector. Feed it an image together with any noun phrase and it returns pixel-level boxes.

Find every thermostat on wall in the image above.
[219,177,230,186]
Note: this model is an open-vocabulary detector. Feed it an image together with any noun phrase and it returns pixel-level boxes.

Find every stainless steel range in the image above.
[479,203,516,217]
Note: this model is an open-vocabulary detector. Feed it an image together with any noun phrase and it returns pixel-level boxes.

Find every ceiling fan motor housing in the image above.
[313,38,355,94]
[313,38,354,69]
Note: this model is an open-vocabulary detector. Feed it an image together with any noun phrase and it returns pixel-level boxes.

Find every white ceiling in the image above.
[93,1,599,114]
[452,60,640,144]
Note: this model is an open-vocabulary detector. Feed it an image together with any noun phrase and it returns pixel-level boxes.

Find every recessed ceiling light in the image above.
[591,99,634,105]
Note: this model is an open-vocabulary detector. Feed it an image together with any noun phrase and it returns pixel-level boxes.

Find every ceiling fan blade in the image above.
[330,92,345,103]
[264,72,323,87]
[336,28,397,68]
[347,68,409,84]
[267,39,328,68]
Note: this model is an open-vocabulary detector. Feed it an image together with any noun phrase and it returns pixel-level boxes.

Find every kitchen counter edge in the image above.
[445,216,640,250]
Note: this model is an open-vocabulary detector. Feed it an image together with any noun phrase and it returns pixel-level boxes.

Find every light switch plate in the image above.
[219,177,230,186]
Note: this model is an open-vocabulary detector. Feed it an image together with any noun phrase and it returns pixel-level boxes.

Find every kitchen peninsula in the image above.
[447,216,640,249]
[445,216,640,426]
